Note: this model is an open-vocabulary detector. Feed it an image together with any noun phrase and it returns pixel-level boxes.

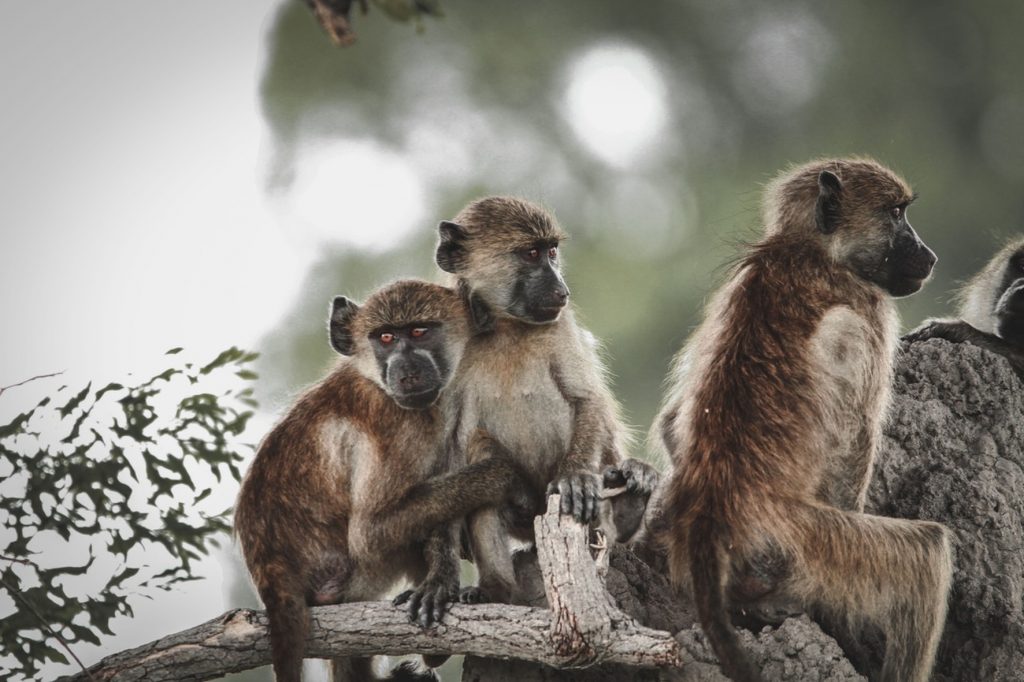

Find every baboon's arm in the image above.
[350,455,524,561]
[546,364,607,523]
[904,319,1024,377]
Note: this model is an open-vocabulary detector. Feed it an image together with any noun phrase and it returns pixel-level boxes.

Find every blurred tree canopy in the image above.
[0,349,257,680]
[260,0,1023,445]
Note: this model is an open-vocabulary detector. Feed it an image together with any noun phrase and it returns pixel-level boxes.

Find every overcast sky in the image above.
[0,2,312,390]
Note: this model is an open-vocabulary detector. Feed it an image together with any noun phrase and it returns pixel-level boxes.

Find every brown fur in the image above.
[234,280,527,682]
[654,160,952,682]
[437,197,655,604]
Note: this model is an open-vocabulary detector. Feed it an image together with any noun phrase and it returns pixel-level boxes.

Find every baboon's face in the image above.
[365,322,454,408]
[995,246,1024,345]
[501,240,570,323]
[329,283,467,409]
[436,220,571,325]
[816,168,937,298]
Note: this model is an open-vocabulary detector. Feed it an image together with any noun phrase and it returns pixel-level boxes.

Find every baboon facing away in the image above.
[234,280,530,682]
[655,159,952,682]
[905,236,1024,377]
[435,196,659,604]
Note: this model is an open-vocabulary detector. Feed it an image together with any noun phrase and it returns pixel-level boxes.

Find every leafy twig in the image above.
[0,574,97,682]
[0,371,65,398]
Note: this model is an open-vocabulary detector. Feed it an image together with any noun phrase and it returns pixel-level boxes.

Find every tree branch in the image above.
[0,370,64,398]
[58,496,683,682]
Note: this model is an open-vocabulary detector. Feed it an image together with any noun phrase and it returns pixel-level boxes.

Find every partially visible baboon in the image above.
[905,236,1024,377]
[435,196,659,604]
[234,280,530,682]
[655,159,953,682]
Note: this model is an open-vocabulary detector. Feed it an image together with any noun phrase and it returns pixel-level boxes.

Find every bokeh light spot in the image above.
[563,44,669,168]
[287,139,426,250]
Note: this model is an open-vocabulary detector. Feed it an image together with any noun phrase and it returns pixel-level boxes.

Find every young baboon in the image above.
[435,196,658,603]
[655,159,953,682]
[905,236,1024,377]
[234,280,530,682]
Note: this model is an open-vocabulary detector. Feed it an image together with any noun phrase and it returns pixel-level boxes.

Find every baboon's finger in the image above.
[583,477,597,523]
[407,590,424,623]
[432,589,447,624]
[571,476,586,522]
[559,479,573,516]
[419,592,435,628]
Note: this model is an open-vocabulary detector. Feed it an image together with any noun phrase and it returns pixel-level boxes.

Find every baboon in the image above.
[905,236,1024,377]
[234,280,531,682]
[655,159,953,682]
[435,196,659,603]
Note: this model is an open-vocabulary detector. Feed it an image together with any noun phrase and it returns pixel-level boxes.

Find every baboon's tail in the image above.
[688,515,763,682]
[261,585,309,682]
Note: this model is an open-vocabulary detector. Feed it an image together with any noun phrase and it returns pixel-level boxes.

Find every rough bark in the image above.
[868,338,1024,682]
[463,536,862,681]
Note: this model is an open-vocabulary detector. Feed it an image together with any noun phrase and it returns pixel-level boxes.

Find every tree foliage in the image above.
[0,348,258,680]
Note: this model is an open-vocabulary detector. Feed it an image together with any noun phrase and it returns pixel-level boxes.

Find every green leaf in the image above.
[94,382,124,400]
[199,347,245,375]
[58,384,91,418]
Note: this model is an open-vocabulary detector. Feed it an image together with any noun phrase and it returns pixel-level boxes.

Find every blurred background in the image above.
[1,0,1022,679]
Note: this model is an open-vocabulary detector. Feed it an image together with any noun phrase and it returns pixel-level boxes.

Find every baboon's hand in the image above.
[506,481,542,523]
[458,575,514,605]
[547,470,601,524]
[458,586,486,604]
[393,575,458,628]
[604,458,660,496]
[902,319,976,345]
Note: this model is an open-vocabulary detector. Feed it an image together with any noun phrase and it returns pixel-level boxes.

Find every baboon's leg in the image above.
[788,504,953,682]
[461,507,516,604]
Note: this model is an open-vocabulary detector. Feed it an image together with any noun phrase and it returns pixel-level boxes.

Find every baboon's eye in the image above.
[548,246,558,260]
[379,332,395,345]
[410,327,428,339]
[523,248,541,262]
[891,206,903,220]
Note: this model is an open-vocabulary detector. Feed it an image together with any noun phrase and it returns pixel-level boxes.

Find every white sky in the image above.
[0,4,671,677]
[0,2,306,387]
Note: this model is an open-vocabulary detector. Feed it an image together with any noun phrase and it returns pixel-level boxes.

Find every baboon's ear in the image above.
[436,220,469,273]
[329,296,360,356]
[815,170,843,235]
